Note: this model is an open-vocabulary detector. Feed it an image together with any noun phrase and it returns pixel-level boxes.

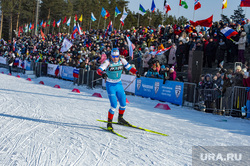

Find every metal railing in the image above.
[183,82,197,108]
[197,89,223,114]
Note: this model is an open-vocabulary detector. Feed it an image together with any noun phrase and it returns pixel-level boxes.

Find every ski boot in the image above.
[107,120,113,131]
[118,115,131,126]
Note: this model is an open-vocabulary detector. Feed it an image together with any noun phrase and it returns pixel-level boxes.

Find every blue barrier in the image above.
[135,77,184,105]
[61,66,74,81]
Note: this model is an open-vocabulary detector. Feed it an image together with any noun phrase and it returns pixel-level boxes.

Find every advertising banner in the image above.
[47,64,62,76]
[61,66,74,81]
[26,61,31,70]
[0,57,7,64]
[135,77,184,105]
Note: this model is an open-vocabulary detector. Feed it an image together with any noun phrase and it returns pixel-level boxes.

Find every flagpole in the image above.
[193,10,195,21]
[113,15,116,31]
[68,23,70,35]
[149,12,152,26]
[97,14,101,30]
[90,20,92,30]
[104,19,106,30]
[177,6,180,25]
[137,13,140,28]
[119,23,121,31]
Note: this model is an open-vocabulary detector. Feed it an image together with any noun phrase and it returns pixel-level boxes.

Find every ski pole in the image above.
[124,76,137,91]
[92,77,102,82]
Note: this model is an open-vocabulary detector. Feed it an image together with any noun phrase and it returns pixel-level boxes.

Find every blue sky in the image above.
[127,0,249,21]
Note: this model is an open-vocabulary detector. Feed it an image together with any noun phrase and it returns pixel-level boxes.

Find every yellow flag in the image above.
[79,14,83,22]
[222,0,227,9]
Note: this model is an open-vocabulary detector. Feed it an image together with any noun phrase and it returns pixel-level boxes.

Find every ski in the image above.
[100,127,127,139]
[97,120,168,136]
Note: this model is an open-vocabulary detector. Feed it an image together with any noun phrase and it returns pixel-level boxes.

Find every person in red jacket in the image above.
[119,46,128,58]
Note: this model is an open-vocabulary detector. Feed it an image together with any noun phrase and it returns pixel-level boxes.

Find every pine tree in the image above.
[230,6,245,23]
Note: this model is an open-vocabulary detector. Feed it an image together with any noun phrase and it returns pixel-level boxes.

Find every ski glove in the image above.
[136,72,141,78]
[102,73,108,79]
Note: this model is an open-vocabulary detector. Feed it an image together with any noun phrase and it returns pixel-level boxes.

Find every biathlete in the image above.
[97,48,140,130]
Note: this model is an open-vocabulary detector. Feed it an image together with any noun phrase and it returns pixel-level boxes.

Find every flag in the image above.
[241,0,250,7]
[31,23,34,30]
[55,65,60,76]
[221,27,238,39]
[126,36,135,60]
[120,8,128,26]
[139,4,146,16]
[66,17,71,26]
[190,15,213,27]
[40,20,43,26]
[61,38,73,53]
[53,20,55,27]
[42,21,46,28]
[164,0,171,13]
[180,0,188,9]
[79,14,83,22]
[101,8,106,17]
[222,0,227,9]
[21,61,25,69]
[57,19,61,27]
[73,69,79,78]
[77,23,83,35]
[74,14,77,23]
[47,19,51,27]
[18,27,21,37]
[105,21,112,36]
[14,58,19,66]
[25,24,28,33]
[105,10,110,19]
[151,0,156,12]
[20,26,23,33]
[153,46,172,56]
[115,7,121,17]
[29,23,32,31]
[91,13,96,22]
[40,29,45,40]
[194,0,201,10]
[71,24,79,39]
[63,16,67,24]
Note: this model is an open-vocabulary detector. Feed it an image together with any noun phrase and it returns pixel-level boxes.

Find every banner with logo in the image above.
[47,63,62,76]
[0,57,7,64]
[102,74,136,93]
[26,61,31,70]
[135,77,184,105]
[61,66,74,80]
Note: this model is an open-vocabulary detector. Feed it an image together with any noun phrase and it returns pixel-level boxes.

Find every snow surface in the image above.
[0,68,250,166]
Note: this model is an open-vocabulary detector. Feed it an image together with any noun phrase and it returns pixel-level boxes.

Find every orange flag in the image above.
[40,29,45,40]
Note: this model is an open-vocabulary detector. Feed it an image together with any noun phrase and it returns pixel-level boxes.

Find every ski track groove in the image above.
[72,146,88,166]
[58,149,69,165]
[95,139,113,166]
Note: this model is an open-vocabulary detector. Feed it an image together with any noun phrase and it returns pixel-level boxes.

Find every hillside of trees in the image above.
[0,0,187,40]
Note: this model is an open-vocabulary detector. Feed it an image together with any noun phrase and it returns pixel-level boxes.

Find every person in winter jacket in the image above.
[217,39,227,67]
[233,65,244,87]
[146,64,160,78]
[175,40,185,72]
[236,31,246,63]
[168,43,176,67]
[8,53,15,74]
[141,48,151,74]
[243,73,250,118]
[169,66,176,81]
[204,38,215,68]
